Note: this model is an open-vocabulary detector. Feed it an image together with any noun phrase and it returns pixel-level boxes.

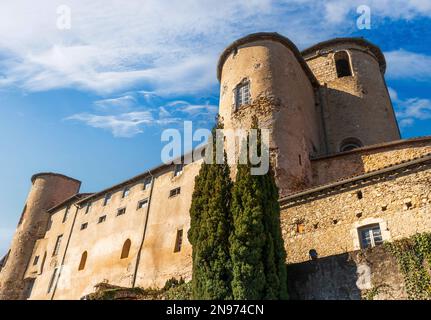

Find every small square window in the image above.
[296,223,305,234]
[174,164,183,177]
[169,187,181,198]
[174,229,183,253]
[98,215,107,224]
[122,187,130,198]
[137,199,148,210]
[143,177,152,190]
[33,255,39,266]
[103,194,112,206]
[117,207,126,216]
[359,224,383,249]
[80,223,88,230]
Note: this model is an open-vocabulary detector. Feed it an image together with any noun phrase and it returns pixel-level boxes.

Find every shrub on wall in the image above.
[385,233,431,300]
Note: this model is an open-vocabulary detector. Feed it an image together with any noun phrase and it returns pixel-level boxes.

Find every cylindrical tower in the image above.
[302,38,401,154]
[217,32,324,196]
[0,173,80,300]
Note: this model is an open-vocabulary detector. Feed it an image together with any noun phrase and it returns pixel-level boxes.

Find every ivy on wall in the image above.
[385,233,431,300]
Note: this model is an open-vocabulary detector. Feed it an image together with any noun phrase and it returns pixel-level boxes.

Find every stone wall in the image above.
[287,245,408,300]
[25,160,201,300]
[281,159,431,264]
[304,42,400,153]
[311,137,431,186]
[0,174,80,300]
[218,35,323,196]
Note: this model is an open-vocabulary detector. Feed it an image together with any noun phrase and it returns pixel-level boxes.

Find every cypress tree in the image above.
[229,117,288,299]
[188,119,233,300]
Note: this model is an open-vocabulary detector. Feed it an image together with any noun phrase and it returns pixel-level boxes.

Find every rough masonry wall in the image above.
[27,161,201,300]
[287,246,408,300]
[311,138,431,186]
[218,39,322,196]
[304,43,400,153]
[0,174,80,300]
[280,164,431,264]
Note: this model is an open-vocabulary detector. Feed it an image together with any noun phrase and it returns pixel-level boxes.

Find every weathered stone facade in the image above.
[281,153,431,264]
[1,32,430,300]
[287,246,409,300]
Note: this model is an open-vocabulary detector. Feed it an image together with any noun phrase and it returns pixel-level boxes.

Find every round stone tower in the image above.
[0,173,80,300]
[217,32,324,196]
[302,38,401,153]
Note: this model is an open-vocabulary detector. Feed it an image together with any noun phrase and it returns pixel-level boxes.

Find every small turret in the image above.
[302,38,401,153]
[217,32,324,196]
[0,173,80,300]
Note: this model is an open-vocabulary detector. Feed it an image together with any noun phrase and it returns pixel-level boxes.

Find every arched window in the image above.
[78,251,87,271]
[334,51,352,78]
[120,239,131,259]
[340,137,363,152]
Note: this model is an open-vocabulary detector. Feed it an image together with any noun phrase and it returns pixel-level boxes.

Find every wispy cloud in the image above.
[94,95,137,111]
[66,95,218,137]
[67,111,154,137]
[2,1,430,96]
[390,87,431,128]
[385,50,431,80]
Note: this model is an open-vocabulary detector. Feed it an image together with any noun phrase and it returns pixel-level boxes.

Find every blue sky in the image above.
[1,0,431,256]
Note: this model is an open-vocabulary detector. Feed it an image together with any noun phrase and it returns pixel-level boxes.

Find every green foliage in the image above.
[187,120,233,300]
[385,232,431,300]
[362,284,389,300]
[164,281,192,300]
[163,277,185,291]
[88,278,192,300]
[229,116,288,300]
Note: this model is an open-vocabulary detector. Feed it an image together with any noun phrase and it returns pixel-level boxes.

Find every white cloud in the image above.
[67,97,218,137]
[0,1,430,96]
[94,95,136,110]
[390,87,431,128]
[385,50,431,80]
[66,112,151,137]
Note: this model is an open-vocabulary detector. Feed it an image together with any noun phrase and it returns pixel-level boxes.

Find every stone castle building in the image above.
[1,32,430,300]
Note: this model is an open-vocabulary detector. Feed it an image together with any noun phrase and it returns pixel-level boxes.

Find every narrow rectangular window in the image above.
[122,187,130,198]
[169,187,181,198]
[137,199,148,210]
[47,268,58,293]
[33,255,39,266]
[80,223,88,230]
[103,193,112,206]
[62,205,71,223]
[85,202,92,214]
[235,81,250,109]
[174,164,183,177]
[143,177,152,190]
[117,207,126,216]
[98,215,107,224]
[174,229,183,253]
[52,235,63,256]
[46,218,53,231]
